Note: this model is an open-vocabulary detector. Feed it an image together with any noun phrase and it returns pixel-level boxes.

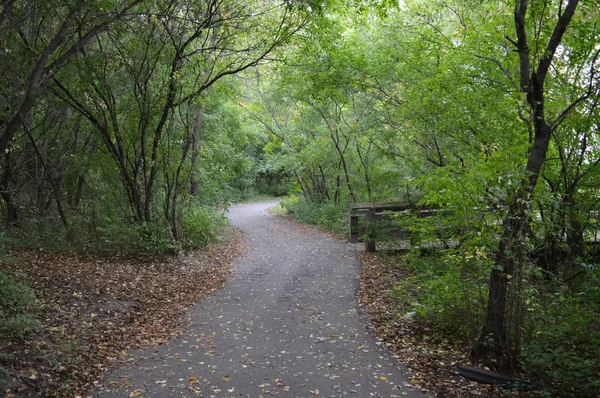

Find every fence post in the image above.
[365,208,376,252]
[349,210,359,243]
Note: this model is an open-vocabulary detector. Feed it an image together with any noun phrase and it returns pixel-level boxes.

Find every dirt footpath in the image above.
[94,200,425,397]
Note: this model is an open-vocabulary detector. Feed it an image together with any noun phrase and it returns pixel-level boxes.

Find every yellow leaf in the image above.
[222,376,230,382]
[380,375,388,381]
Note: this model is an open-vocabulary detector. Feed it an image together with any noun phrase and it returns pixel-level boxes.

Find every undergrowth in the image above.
[393,248,600,397]
[0,270,40,339]
[280,196,347,236]
[1,206,228,255]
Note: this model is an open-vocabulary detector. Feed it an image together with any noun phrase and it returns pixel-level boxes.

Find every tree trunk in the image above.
[319,166,331,201]
[294,170,311,201]
[472,194,528,371]
[0,152,19,226]
[190,104,204,197]
[0,0,86,158]
[331,127,357,202]
[472,0,580,372]
[356,141,372,201]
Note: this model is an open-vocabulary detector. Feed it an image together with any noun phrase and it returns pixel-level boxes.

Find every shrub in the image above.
[280,196,348,236]
[0,270,40,339]
[393,249,489,339]
[96,217,175,254]
[520,266,600,397]
[181,207,228,249]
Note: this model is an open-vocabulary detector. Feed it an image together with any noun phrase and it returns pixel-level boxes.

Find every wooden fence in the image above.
[350,202,600,252]
[348,201,442,252]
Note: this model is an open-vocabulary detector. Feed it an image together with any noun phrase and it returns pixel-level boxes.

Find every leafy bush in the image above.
[281,196,347,235]
[96,218,175,254]
[393,249,489,339]
[3,205,229,255]
[0,270,40,339]
[281,196,319,223]
[96,207,227,253]
[181,207,228,249]
[3,219,72,252]
[520,266,600,397]
[253,177,290,198]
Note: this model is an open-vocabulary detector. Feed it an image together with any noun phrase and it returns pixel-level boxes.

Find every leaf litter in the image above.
[360,251,539,398]
[0,227,243,397]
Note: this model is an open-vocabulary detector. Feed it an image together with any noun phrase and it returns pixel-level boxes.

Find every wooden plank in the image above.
[349,202,376,210]
[350,206,440,217]
[349,201,411,210]
[349,209,371,217]
[348,201,453,250]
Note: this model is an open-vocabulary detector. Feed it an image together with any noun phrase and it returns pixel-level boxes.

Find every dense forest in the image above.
[1,0,599,396]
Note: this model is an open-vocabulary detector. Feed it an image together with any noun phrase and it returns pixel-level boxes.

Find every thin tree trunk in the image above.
[356,142,372,201]
[317,108,357,203]
[190,104,204,197]
[294,170,311,201]
[472,0,580,372]
[0,152,18,225]
[0,0,86,158]
[23,124,70,230]
[319,166,331,201]
[333,129,357,202]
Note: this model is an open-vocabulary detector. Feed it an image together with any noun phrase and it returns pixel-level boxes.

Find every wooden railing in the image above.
[348,201,442,252]
[350,202,600,252]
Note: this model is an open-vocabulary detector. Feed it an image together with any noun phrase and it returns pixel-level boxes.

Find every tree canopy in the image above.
[1,0,599,395]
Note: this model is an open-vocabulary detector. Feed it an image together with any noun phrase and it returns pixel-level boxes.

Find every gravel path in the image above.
[95,201,424,397]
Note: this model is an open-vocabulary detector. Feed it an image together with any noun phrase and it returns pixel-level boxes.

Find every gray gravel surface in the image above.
[94,201,425,397]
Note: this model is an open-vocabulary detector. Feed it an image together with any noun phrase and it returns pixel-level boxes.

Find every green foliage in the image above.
[0,271,40,339]
[93,207,228,253]
[281,196,347,235]
[520,267,600,397]
[181,207,229,250]
[393,248,490,339]
[2,219,79,253]
[0,0,306,255]
[1,0,599,392]
[97,219,176,254]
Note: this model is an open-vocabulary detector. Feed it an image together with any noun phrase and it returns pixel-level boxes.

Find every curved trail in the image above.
[95,201,424,397]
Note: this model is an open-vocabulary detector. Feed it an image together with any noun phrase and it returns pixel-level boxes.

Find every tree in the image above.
[0,0,141,225]
[0,0,140,158]
[472,0,595,371]
[48,0,305,241]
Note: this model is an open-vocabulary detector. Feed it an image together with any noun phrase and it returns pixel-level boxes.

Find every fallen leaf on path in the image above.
[1,228,243,397]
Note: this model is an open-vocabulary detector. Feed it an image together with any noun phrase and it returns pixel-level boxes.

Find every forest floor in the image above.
[360,251,539,398]
[2,201,530,398]
[90,200,425,397]
[0,227,243,397]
